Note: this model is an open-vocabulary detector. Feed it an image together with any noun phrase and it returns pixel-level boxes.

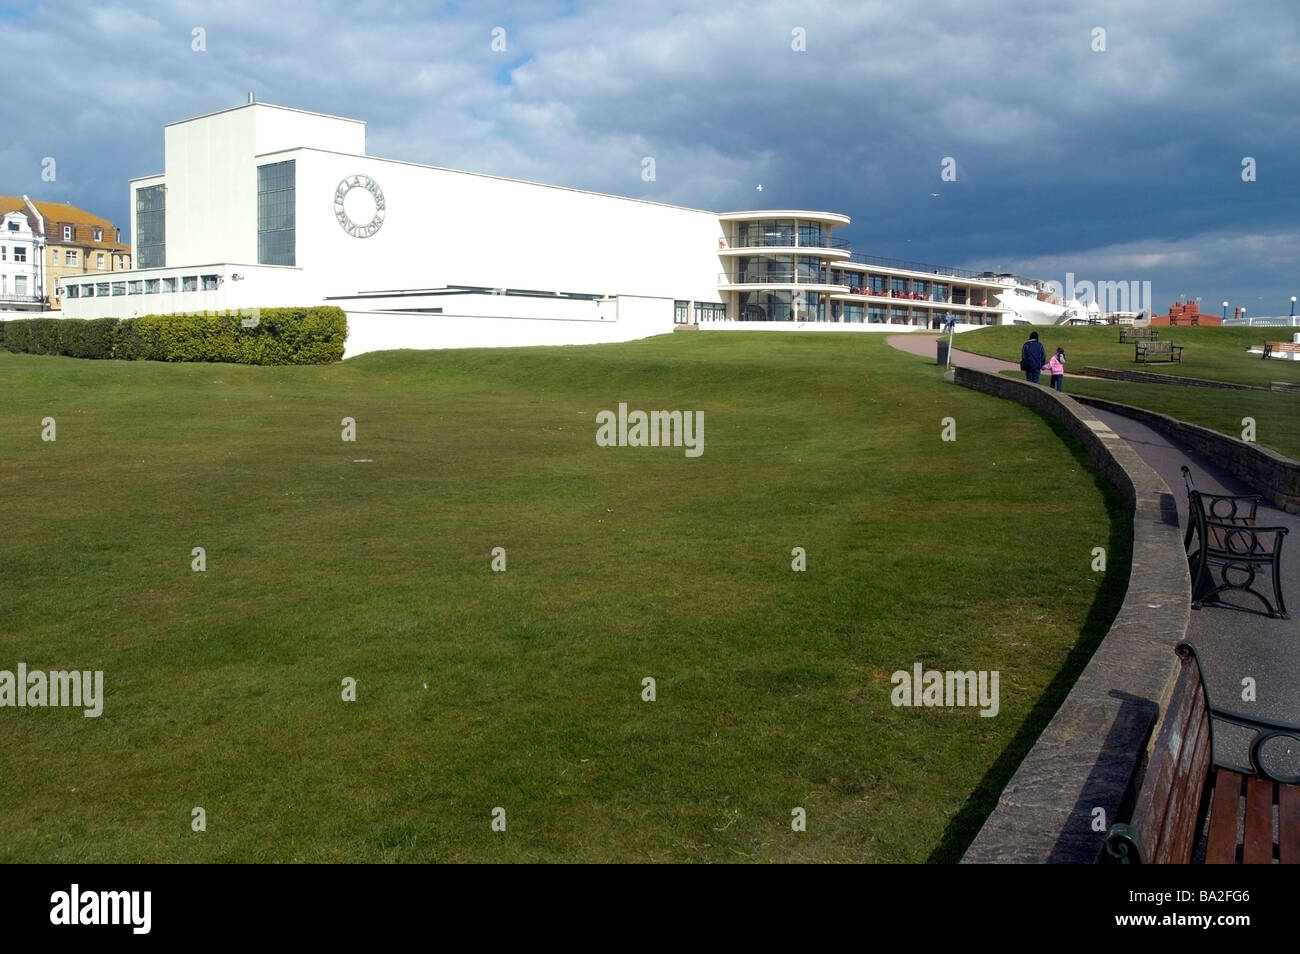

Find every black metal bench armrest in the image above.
[1205,709,1300,783]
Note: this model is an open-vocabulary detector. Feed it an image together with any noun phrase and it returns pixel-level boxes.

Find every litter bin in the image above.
[936,339,950,366]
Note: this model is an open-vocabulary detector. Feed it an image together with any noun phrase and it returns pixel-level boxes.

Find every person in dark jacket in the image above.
[1020,331,1047,383]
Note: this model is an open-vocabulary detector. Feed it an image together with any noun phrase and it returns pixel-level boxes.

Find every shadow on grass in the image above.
[924,411,1135,863]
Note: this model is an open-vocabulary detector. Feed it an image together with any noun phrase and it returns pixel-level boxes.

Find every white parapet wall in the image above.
[696,320,992,334]
[343,294,674,357]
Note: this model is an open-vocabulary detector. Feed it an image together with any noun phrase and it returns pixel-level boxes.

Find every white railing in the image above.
[1222,316,1300,327]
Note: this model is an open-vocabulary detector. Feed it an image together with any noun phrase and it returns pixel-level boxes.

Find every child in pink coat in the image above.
[1046,348,1065,391]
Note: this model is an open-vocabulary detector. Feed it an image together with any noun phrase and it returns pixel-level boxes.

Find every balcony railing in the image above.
[723,233,850,250]
[844,253,988,280]
[0,294,42,303]
[719,271,840,285]
[827,288,1000,307]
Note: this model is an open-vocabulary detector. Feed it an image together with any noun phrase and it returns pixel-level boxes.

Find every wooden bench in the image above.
[1119,326,1159,343]
[1135,340,1182,363]
[1182,466,1289,619]
[1100,642,1300,863]
[1264,341,1300,359]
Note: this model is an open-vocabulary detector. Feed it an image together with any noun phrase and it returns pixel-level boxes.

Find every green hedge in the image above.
[0,307,347,365]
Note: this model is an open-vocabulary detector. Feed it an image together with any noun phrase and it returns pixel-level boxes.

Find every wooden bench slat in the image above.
[1242,777,1275,864]
[1206,770,1244,864]
[1131,660,1207,855]
[1207,526,1276,554]
[1280,783,1300,864]
[1158,689,1213,864]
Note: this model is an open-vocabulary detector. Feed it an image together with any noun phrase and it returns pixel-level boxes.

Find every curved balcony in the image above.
[718,244,850,260]
[718,271,849,294]
[718,209,851,227]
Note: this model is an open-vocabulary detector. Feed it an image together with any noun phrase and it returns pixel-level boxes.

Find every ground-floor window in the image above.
[737,290,823,321]
[674,300,689,323]
[843,304,865,323]
[694,302,726,322]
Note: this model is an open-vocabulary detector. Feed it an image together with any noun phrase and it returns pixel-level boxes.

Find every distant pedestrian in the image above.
[1020,331,1047,383]
[1046,347,1066,391]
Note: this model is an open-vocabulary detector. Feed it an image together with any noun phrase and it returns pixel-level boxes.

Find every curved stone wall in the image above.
[952,367,1191,863]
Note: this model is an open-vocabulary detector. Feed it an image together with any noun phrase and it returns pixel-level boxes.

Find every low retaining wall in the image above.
[1072,395,1300,514]
[954,367,1191,863]
[1080,366,1268,391]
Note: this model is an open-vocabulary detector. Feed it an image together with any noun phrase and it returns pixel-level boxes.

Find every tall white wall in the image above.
[253,106,363,157]
[161,104,366,269]
[163,109,258,265]
[284,147,725,304]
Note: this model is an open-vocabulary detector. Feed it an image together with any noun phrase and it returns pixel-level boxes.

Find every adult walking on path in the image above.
[1020,331,1047,383]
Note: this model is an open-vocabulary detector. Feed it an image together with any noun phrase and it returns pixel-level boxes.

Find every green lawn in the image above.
[961,325,1300,388]
[0,333,1128,863]
[1054,377,1300,460]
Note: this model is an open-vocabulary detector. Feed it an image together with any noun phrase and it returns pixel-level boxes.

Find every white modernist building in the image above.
[59,99,1036,354]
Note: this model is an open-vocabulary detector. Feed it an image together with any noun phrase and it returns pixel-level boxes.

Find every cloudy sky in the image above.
[3,0,1297,315]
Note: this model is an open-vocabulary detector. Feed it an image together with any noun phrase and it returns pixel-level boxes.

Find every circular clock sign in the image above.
[333,174,386,238]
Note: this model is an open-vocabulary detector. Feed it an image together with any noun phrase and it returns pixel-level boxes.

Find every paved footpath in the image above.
[888,335,1300,735]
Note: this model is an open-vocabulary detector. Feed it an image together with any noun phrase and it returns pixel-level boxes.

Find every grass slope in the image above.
[961,325,1300,388]
[1061,378,1300,459]
[0,333,1127,863]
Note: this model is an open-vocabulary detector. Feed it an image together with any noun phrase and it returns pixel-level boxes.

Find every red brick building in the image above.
[1149,300,1222,326]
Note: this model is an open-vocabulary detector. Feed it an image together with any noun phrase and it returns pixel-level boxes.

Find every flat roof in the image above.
[164,101,365,129]
[718,210,851,226]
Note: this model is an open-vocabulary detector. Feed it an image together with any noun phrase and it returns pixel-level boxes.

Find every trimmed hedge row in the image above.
[0,307,347,365]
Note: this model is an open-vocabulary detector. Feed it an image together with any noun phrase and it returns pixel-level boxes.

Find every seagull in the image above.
[930,192,940,197]
[756,184,763,192]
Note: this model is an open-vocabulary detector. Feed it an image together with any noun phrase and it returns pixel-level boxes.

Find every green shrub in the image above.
[0,307,347,365]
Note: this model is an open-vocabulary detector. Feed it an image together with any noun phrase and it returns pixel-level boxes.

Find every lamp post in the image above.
[1222,301,1229,322]
[1291,296,1296,318]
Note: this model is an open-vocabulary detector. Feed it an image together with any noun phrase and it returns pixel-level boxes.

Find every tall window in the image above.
[63,225,72,240]
[258,160,296,266]
[97,253,104,268]
[16,276,27,295]
[66,250,77,266]
[797,223,823,248]
[93,228,102,242]
[136,184,166,269]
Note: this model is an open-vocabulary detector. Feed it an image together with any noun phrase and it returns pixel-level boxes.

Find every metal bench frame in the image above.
[1182,466,1289,619]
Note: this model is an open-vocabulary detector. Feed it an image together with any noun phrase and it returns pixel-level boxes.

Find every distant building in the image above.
[0,203,43,312]
[0,195,131,310]
[1150,300,1221,326]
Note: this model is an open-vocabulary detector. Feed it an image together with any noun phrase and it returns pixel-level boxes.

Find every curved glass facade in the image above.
[736,289,825,321]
